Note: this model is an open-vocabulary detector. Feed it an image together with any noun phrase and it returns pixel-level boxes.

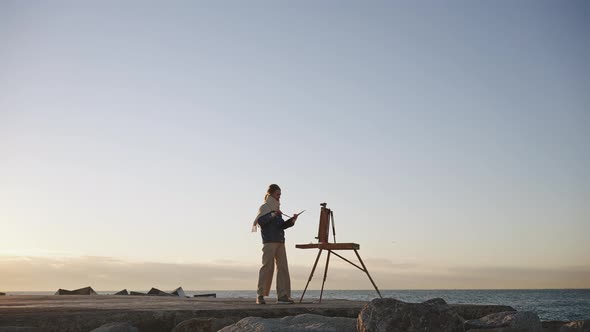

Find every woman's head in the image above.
[265,184,281,201]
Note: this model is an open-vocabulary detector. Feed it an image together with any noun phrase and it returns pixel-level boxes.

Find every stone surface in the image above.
[129,291,146,296]
[465,329,532,332]
[147,288,173,296]
[465,311,542,331]
[171,318,213,332]
[54,286,97,295]
[0,296,364,332]
[560,320,590,331]
[89,322,139,332]
[171,287,186,298]
[450,304,517,320]
[357,297,465,332]
[0,328,42,332]
[424,298,447,306]
[542,320,567,332]
[218,314,356,332]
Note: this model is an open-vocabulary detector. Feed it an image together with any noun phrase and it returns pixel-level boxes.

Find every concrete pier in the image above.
[0,295,367,332]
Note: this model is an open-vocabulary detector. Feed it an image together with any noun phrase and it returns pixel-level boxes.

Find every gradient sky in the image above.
[1,1,589,291]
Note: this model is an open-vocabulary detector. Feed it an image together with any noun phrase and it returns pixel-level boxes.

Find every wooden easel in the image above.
[296,203,383,303]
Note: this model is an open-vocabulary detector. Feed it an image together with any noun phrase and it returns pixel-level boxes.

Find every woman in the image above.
[253,184,299,304]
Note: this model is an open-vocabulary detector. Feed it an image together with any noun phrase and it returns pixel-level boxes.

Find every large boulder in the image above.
[89,322,139,332]
[465,329,536,332]
[560,320,590,331]
[147,288,173,296]
[357,297,465,332]
[171,287,186,297]
[55,286,97,295]
[450,304,516,320]
[218,314,356,332]
[171,318,213,332]
[543,321,568,332]
[129,291,146,296]
[464,311,541,331]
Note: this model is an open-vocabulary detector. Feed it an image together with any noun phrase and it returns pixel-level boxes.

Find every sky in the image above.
[1,1,589,292]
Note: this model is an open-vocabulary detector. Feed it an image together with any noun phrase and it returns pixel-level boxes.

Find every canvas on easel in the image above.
[296,203,382,303]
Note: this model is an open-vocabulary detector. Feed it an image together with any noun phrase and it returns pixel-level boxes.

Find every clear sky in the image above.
[1,1,589,291]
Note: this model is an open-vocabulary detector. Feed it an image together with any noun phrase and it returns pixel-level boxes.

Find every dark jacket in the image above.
[257,212,295,243]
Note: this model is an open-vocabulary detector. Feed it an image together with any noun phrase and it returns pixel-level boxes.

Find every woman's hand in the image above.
[292,213,299,221]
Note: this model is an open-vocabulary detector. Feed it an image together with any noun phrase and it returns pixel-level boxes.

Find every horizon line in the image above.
[4,288,590,293]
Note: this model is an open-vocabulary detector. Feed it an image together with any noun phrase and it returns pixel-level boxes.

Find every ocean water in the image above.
[187,289,590,321]
[7,289,589,321]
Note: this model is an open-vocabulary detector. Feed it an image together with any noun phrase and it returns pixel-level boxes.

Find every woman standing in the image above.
[252,184,299,304]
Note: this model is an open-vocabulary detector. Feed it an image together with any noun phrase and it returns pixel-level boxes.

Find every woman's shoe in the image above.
[256,296,266,304]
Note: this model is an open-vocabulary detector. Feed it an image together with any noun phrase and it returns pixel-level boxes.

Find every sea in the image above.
[7,289,589,322]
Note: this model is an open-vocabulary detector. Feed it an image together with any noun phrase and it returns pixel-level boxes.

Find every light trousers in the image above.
[257,242,291,298]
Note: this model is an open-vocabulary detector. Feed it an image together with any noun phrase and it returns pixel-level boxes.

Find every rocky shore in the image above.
[0,295,587,332]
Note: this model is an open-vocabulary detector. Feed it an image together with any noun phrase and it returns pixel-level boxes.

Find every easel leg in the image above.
[354,249,382,298]
[299,249,323,303]
[319,250,332,303]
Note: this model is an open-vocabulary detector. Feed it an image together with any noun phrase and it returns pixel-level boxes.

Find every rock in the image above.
[129,291,146,296]
[211,317,242,331]
[218,314,356,332]
[357,297,465,332]
[465,311,541,331]
[0,292,5,296]
[171,318,213,332]
[171,287,186,297]
[450,304,517,320]
[193,293,216,298]
[0,296,365,331]
[0,328,42,332]
[560,320,590,331]
[543,320,567,332]
[147,288,173,296]
[465,329,533,332]
[89,322,139,332]
[114,289,129,295]
[424,298,448,306]
[55,286,97,295]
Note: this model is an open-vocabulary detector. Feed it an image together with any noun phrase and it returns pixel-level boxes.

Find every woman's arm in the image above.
[281,217,295,229]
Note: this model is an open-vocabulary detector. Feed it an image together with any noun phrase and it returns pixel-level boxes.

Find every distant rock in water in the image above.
[55,286,97,295]
[129,291,146,296]
[147,288,173,296]
[193,293,216,298]
[171,287,186,297]
[357,297,465,332]
[0,292,5,296]
[114,289,129,295]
